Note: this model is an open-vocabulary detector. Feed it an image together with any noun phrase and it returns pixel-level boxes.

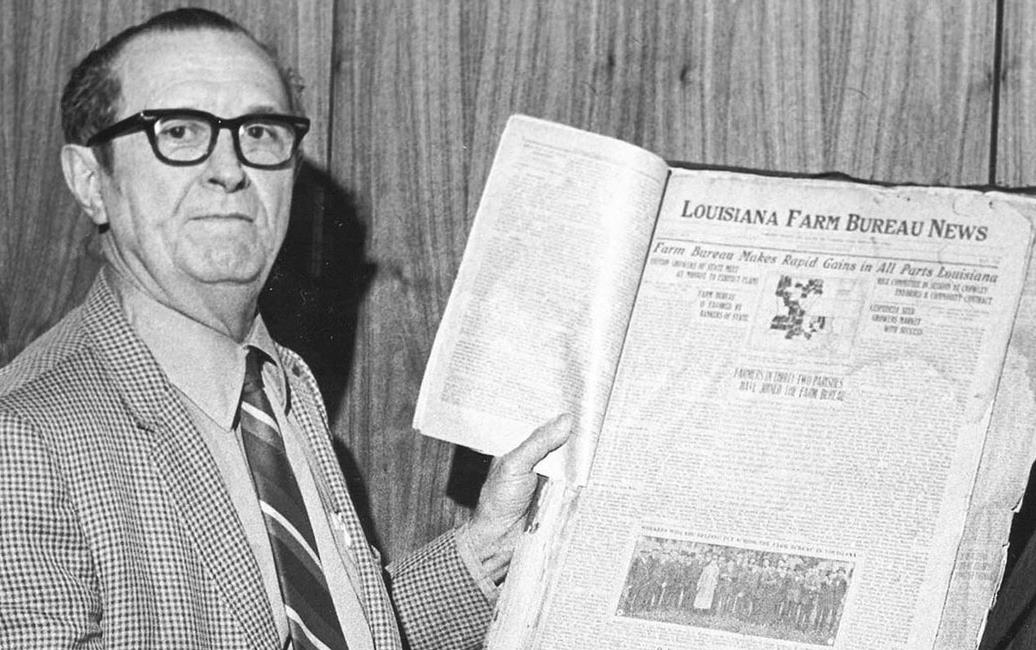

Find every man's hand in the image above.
[461,414,572,583]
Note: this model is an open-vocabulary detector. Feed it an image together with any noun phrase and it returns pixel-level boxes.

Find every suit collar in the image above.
[107,269,289,429]
[79,269,180,429]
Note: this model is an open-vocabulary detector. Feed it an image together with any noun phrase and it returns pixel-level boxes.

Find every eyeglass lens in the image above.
[154,115,297,166]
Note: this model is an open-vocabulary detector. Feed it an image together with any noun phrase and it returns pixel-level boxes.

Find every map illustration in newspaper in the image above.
[750,274,863,359]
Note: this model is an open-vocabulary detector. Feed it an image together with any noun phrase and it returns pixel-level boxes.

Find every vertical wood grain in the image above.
[332,0,472,558]
[1,2,103,366]
[0,0,333,366]
[329,0,996,563]
[997,0,1036,187]
[460,0,993,211]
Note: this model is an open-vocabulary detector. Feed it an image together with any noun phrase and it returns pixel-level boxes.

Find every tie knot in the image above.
[242,347,265,394]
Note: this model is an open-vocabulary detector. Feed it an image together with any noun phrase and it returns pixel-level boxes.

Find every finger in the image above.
[503,413,573,472]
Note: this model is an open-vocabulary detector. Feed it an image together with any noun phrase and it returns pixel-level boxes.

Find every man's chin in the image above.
[185,263,268,288]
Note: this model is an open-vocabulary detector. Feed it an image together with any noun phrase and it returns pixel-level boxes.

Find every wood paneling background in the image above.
[2,1,1034,646]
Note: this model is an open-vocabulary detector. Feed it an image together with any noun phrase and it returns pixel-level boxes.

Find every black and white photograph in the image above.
[617,536,853,646]
[4,4,1036,650]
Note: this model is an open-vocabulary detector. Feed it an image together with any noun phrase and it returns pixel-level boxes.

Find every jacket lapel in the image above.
[277,345,403,650]
[81,273,279,649]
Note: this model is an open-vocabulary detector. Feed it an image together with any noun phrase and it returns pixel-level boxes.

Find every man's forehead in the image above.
[112,28,288,113]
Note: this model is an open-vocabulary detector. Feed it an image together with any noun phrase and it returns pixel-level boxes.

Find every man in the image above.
[692,553,719,614]
[0,8,569,649]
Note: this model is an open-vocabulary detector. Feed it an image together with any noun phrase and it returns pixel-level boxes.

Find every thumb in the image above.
[503,413,573,472]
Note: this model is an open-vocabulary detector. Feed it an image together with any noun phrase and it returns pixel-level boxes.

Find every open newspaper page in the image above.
[413,116,669,480]
[498,171,1030,649]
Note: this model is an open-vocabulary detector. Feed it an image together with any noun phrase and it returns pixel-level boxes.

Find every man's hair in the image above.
[60,7,304,171]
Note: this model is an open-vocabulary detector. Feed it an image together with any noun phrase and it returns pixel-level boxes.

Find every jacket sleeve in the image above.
[0,410,102,648]
[386,529,493,650]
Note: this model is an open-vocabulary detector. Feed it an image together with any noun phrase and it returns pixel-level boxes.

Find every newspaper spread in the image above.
[413,116,1035,648]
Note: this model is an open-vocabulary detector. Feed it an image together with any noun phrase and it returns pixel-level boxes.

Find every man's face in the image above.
[96,29,295,301]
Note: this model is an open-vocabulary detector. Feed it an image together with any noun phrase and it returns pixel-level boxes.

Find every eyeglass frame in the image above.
[85,108,311,170]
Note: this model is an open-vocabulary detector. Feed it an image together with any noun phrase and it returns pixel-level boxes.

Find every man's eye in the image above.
[245,124,277,141]
[157,120,206,142]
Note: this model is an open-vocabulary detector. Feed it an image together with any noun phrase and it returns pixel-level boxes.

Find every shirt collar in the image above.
[107,267,289,429]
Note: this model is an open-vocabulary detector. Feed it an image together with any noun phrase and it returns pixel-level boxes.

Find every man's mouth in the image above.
[191,212,253,223]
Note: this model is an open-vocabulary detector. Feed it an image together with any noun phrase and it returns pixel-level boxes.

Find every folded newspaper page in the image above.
[414,116,669,482]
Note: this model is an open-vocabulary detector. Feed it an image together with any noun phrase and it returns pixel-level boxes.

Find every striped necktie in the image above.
[239,347,349,650]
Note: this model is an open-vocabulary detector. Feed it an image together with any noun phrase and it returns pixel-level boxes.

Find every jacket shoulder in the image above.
[0,305,112,423]
[1,304,90,392]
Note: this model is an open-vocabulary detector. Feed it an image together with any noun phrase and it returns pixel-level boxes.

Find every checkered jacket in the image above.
[0,273,492,649]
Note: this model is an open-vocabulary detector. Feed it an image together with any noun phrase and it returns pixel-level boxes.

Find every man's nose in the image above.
[204,129,248,191]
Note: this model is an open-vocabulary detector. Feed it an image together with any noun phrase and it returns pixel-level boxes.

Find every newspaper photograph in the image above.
[616,532,855,647]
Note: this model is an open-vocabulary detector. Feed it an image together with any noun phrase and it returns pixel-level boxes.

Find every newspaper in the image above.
[413,116,1035,648]
[499,171,1030,649]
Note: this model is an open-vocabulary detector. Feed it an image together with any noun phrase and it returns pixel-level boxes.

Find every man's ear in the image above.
[60,144,109,227]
